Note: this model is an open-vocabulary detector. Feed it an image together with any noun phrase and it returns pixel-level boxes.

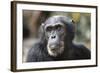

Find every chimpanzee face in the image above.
[43,16,67,57]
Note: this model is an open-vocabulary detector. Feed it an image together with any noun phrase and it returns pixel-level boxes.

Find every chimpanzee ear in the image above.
[66,19,76,41]
[39,23,45,33]
[41,23,45,29]
[71,19,76,31]
[38,23,45,40]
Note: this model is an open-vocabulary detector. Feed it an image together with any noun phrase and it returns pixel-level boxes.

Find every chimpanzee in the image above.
[26,15,90,62]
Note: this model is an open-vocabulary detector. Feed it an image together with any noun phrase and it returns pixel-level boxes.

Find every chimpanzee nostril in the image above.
[51,36,56,39]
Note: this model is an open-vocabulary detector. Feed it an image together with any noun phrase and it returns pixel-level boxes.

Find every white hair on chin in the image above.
[47,42,64,57]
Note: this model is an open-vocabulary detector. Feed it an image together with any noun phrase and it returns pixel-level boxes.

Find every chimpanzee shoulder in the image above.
[27,43,53,62]
[67,44,91,60]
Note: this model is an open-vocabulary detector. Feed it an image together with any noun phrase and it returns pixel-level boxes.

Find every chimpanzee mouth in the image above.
[47,42,64,57]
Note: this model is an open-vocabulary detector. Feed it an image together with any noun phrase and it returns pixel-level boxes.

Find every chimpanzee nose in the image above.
[51,35,56,39]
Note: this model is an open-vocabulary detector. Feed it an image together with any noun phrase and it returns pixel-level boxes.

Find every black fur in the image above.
[27,42,90,62]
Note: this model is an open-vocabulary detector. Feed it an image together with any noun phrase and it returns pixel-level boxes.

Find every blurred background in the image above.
[22,10,91,62]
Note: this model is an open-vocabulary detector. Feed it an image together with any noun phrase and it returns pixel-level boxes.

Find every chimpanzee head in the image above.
[40,15,75,57]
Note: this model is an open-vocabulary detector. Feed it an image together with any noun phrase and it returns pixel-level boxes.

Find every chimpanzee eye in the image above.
[46,26,52,32]
[55,25,62,31]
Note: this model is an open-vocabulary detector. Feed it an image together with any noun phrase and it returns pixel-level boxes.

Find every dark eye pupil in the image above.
[56,25,61,30]
[46,27,52,31]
